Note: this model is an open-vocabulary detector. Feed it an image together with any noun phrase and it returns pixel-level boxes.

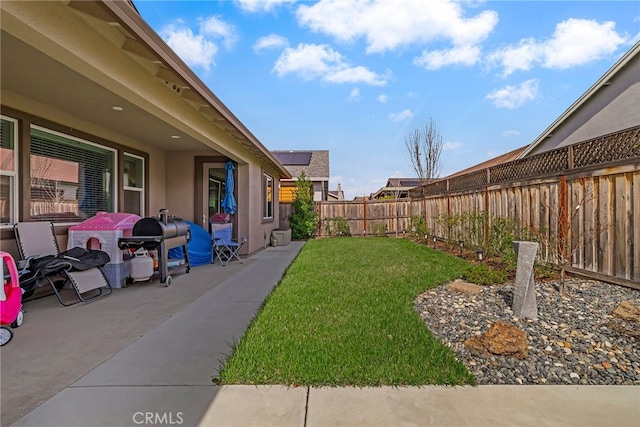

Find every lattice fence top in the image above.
[412,126,640,197]
[573,127,640,167]
[491,148,569,183]
[448,169,487,192]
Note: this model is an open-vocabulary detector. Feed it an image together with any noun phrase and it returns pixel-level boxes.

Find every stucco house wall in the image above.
[521,42,639,157]
[0,0,289,257]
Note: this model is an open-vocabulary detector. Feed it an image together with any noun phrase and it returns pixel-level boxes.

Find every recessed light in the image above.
[112,106,124,111]
[171,135,181,139]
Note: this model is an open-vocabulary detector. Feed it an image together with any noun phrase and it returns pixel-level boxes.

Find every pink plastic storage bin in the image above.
[68,212,141,264]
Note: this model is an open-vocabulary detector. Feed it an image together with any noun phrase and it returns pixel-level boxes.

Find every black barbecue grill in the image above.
[118,209,191,286]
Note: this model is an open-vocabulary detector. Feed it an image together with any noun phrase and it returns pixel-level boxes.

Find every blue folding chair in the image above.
[211,223,248,266]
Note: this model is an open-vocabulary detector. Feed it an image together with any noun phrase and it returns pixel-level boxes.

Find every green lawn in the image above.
[218,237,476,387]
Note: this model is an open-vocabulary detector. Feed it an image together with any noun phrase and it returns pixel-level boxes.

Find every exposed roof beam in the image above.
[67,1,118,23]
[121,36,158,61]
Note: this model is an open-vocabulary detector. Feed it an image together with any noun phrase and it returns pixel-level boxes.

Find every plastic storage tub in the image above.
[68,212,141,288]
[68,212,141,264]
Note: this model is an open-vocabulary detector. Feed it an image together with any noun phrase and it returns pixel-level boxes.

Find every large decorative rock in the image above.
[612,301,640,322]
[447,279,482,294]
[465,321,528,359]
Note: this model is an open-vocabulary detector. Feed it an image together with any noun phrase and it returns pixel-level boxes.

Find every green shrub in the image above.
[370,222,388,236]
[485,216,519,274]
[462,263,508,286]
[409,215,428,239]
[289,172,319,239]
[435,213,463,245]
[323,217,351,237]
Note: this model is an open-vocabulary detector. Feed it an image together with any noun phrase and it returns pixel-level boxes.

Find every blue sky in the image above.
[134,0,639,200]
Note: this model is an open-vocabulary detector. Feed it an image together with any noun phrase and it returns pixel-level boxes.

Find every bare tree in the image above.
[405,117,443,180]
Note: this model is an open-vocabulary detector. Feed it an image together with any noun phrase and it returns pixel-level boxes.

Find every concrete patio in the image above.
[1,242,304,426]
[2,240,639,427]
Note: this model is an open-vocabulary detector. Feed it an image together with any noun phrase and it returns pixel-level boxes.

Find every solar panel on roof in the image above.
[273,152,292,164]
[292,152,312,165]
[273,152,312,165]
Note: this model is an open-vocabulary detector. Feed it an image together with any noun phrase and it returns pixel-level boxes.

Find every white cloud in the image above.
[502,130,520,137]
[160,16,237,70]
[324,66,388,86]
[348,88,360,101]
[236,0,295,13]
[160,22,219,70]
[490,19,627,76]
[378,94,389,103]
[488,39,541,76]
[414,44,482,70]
[389,109,414,122]
[543,19,625,69]
[273,44,341,80]
[486,79,539,109]
[296,0,498,55]
[272,43,389,85]
[199,16,237,48]
[253,34,289,53]
[443,141,463,150]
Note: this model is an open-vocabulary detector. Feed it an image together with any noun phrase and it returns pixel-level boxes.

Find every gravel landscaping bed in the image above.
[415,278,640,385]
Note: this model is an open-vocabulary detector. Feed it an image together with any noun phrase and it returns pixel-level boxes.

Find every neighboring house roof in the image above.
[272,150,329,180]
[385,178,431,187]
[327,183,344,201]
[371,178,431,199]
[443,146,528,179]
[518,41,639,158]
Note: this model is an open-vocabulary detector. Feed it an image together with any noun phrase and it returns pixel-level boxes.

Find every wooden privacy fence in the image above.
[318,126,640,289]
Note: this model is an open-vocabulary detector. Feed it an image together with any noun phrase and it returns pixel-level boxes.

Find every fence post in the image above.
[484,186,489,250]
[363,197,367,237]
[317,201,322,237]
[559,175,568,265]
[423,198,427,236]
[568,146,574,169]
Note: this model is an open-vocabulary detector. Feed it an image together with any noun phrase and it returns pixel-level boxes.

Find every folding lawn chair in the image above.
[210,223,248,266]
[14,222,112,306]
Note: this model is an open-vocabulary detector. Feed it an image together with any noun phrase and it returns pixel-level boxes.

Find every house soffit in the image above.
[0,0,290,178]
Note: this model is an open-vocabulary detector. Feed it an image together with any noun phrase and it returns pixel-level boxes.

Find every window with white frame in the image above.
[123,153,145,216]
[30,126,116,221]
[0,117,18,226]
[263,172,273,219]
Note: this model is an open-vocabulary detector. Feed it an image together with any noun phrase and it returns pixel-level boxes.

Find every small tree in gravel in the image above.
[289,172,318,239]
[532,182,610,295]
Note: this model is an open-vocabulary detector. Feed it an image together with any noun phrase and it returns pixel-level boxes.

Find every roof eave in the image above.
[103,1,290,179]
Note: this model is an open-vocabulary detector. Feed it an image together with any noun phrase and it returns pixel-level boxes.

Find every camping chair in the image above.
[210,223,248,266]
[14,222,112,306]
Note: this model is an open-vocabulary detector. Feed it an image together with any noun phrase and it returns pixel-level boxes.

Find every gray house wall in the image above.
[524,42,639,157]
